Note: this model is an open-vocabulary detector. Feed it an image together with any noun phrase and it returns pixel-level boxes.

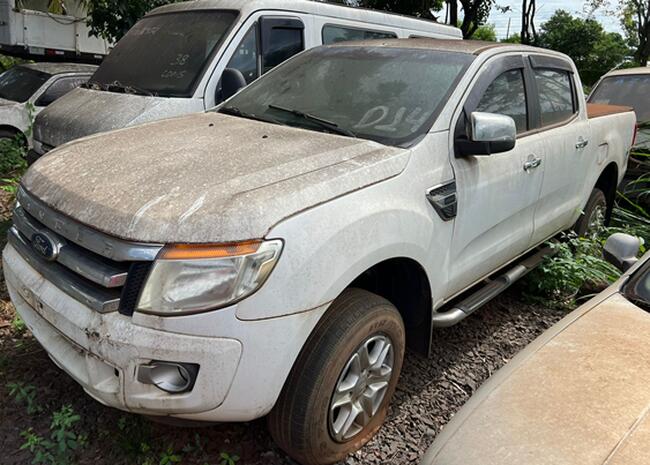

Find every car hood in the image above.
[22,112,409,243]
[32,87,200,148]
[0,98,19,107]
[422,285,650,465]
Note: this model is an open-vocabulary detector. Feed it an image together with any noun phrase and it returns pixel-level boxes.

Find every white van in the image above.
[29,0,461,160]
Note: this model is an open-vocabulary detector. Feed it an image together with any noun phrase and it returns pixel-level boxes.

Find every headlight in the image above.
[136,239,283,315]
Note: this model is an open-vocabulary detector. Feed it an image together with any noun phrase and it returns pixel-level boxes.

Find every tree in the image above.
[622,0,650,65]
[520,0,537,44]
[587,0,649,66]
[537,10,629,85]
[473,23,497,41]
[360,0,495,38]
[84,0,181,43]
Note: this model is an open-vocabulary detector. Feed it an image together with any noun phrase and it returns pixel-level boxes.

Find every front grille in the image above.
[9,187,163,313]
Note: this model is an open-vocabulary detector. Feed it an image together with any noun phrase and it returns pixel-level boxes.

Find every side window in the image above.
[226,25,259,84]
[322,25,397,45]
[261,18,304,74]
[476,69,528,134]
[534,69,576,126]
[35,76,89,106]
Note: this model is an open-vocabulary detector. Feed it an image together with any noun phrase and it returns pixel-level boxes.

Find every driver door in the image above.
[447,56,545,295]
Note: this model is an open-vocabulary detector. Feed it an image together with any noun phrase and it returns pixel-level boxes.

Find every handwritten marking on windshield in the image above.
[354,106,429,133]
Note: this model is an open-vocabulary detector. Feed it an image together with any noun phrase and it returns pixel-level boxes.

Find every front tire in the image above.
[268,288,405,465]
[573,188,607,237]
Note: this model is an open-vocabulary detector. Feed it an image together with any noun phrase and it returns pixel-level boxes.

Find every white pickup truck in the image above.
[2,40,636,465]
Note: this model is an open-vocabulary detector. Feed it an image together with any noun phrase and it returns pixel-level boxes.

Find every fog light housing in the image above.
[137,361,199,394]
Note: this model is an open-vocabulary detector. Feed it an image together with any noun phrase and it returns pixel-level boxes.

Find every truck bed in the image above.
[587,103,634,119]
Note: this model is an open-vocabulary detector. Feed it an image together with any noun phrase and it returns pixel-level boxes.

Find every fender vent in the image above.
[426,181,457,221]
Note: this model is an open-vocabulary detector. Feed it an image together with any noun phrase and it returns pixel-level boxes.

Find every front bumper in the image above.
[3,242,329,421]
[3,243,243,416]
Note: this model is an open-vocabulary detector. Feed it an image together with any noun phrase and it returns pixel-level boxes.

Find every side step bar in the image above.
[431,246,555,328]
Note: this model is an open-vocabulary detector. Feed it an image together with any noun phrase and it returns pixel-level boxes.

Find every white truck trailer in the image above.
[0,0,110,63]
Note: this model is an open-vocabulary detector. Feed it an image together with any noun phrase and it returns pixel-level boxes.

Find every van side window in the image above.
[476,69,528,134]
[262,24,304,73]
[322,25,397,44]
[226,25,259,84]
[534,69,576,127]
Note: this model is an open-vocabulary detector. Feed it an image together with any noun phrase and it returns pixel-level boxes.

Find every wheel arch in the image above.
[346,256,433,355]
[594,161,619,221]
[0,124,25,138]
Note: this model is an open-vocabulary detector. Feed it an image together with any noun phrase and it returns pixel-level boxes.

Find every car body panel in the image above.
[32,87,202,148]
[23,111,408,244]
[422,256,650,465]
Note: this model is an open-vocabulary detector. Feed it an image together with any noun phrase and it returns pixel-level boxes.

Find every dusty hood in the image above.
[22,112,409,243]
[32,87,200,148]
[423,291,650,465]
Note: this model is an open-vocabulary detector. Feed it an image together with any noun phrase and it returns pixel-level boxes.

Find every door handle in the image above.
[576,138,589,149]
[523,157,542,172]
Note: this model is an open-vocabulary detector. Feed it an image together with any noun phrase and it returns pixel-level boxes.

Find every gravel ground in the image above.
[0,189,572,465]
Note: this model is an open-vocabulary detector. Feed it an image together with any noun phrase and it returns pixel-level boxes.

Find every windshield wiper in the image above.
[84,80,154,97]
[268,104,357,138]
[106,81,155,97]
[219,106,281,125]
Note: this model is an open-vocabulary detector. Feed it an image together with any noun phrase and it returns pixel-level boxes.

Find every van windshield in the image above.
[0,66,50,102]
[90,10,237,98]
[589,74,650,123]
[219,46,474,147]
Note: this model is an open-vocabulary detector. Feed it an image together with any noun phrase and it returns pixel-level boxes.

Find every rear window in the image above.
[534,69,576,126]
[322,25,397,44]
[589,75,650,123]
[0,66,50,102]
[90,10,237,97]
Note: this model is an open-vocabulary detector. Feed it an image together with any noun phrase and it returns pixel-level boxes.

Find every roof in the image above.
[20,62,97,76]
[606,66,650,77]
[331,38,546,55]
[149,0,461,38]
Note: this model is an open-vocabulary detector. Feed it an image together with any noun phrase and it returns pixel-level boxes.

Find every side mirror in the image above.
[217,68,247,104]
[457,112,517,156]
[604,233,641,272]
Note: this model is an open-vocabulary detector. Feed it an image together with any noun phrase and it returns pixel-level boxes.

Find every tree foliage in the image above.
[537,10,629,85]
[84,0,181,43]
[473,23,497,41]
[359,0,494,38]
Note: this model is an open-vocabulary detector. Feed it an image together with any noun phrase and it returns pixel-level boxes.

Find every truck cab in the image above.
[29,0,461,159]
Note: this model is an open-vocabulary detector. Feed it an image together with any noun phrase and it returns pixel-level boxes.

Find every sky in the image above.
[484,0,622,39]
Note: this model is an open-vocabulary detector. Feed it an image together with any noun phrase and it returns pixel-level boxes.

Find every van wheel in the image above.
[268,288,405,465]
[574,188,607,237]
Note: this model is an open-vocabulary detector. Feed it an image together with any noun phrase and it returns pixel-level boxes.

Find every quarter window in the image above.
[322,25,397,45]
[534,69,576,126]
[226,25,259,84]
[476,69,528,134]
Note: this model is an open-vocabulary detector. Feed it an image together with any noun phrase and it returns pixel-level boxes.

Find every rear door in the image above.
[447,56,545,295]
[527,56,588,244]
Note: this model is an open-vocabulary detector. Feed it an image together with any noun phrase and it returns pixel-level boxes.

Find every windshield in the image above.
[90,10,237,98]
[219,46,474,147]
[589,75,650,123]
[0,66,50,102]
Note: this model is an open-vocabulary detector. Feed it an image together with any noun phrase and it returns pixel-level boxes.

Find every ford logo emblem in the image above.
[31,232,59,261]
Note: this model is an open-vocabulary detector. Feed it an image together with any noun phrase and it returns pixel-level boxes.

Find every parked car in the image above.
[421,233,648,465]
[3,40,636,465]
[27,0,461,162]
[589,67,650,154]
[0,62,95,147]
